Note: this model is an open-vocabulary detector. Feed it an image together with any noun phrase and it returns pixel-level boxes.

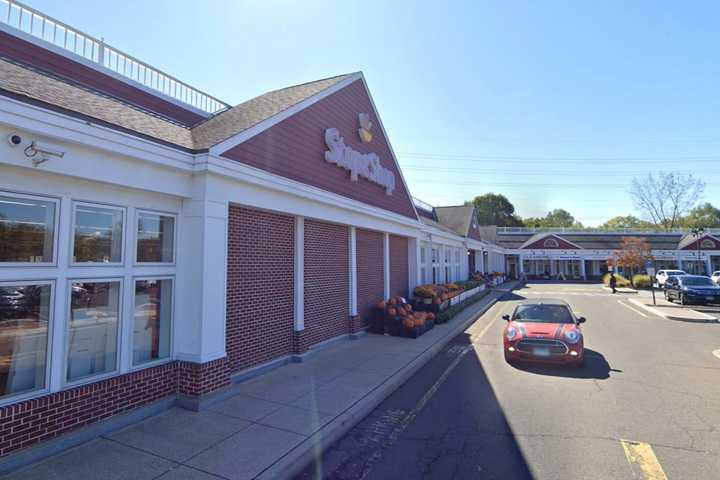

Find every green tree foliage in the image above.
[469,193,523,227]
[599,215,656,230]
[681,203,720,228]
[523,209,583,228]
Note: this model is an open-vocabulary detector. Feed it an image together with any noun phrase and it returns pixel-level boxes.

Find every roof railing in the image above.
[0,0,230,115]
[497,226,720,235]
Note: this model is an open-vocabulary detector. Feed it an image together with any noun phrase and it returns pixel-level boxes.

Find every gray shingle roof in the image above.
[495,231,685,250]
[0,59,353,152]
[420,216,461,236]
[434,205,475,237]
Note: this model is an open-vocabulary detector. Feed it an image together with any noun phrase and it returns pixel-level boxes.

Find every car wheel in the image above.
[504,352,514,364]
[664,290,668,300]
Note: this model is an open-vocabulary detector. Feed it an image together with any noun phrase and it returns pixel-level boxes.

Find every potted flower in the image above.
[413,285,436,304]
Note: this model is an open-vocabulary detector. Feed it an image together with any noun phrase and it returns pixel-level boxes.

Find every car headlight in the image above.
[564,329,581,344]
[506,327,517,340]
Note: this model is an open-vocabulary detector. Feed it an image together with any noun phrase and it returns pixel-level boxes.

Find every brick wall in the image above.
[389,235,409,299]
[356,229,385,328]
[226,205,295,373]
[178,358,230,397]
[298,220,349,351]
[0,362,177,458]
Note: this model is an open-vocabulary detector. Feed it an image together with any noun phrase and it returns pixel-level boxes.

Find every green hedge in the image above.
[436,289,489,323]
[602,273,631,287]
[632,274,652,288]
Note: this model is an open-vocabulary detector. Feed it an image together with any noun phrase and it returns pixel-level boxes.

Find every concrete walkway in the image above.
[5,284,517,480]
[628,296,719,322]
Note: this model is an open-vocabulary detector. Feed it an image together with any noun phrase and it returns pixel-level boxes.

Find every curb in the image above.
[628,297,717,322]
[257,286,514,480]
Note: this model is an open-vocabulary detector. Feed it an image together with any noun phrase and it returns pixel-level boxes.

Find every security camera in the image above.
[7,134,22,146]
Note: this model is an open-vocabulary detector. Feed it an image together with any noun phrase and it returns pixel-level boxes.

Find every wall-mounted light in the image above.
[24,140,65,167]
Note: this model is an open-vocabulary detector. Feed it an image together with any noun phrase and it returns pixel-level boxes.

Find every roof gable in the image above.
[218,76,418,220]
[520,233,582,250]
[435,205,475,237]
[678,233,720,250]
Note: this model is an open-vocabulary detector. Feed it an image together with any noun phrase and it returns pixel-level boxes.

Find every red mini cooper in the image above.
[502,299,586,366]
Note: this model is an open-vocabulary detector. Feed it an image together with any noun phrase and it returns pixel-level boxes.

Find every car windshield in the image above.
[682,277,714,286]
[512,304,575,324]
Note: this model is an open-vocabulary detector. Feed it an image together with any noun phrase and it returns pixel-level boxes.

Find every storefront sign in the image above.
[324,127,396,195]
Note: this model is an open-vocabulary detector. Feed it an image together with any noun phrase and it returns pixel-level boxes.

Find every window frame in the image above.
[63,276,124,388]
[69,201,126,267]
[0,278,55,406]
[133,210,178,266]
[0,190,60,268]
[129,275,175,371]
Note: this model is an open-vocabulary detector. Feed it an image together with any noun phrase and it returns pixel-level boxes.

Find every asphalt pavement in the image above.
[296,282,720,480]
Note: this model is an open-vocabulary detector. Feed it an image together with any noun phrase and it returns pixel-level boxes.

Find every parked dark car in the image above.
[664,275,720,305]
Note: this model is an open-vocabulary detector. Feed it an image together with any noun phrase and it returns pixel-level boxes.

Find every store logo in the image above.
[324,127,396,195]
[358,113,373,143]
[701,238,715,249]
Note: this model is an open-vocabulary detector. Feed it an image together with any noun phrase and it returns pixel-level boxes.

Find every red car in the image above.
[502,299,586,366]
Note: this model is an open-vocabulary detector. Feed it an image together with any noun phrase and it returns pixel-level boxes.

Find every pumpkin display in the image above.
[398,307,407,317]
[404,304,412,312]
[414,316,424,327]
[402,317,415,329]
[387,307,397,316]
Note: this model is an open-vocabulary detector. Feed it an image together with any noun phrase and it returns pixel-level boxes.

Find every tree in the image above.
[599,215,656,230]
[611,237,654,282]
[523,209,583,228]
[630,172,705,231]
[681,202,720,229]
[469,193,523,227]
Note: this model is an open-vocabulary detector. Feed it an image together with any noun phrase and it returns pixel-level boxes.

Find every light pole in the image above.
[692,227,705,275]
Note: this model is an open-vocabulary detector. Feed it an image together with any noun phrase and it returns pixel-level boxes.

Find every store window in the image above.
[133,278,172,366]
[136,212,175,263]
[0,282,52,400]
[66,280,121,382]
[0,193,56,263]
[72,203,124,264]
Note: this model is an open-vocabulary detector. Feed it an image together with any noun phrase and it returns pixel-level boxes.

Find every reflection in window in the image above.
[136,213,175,263]
[73,205,123,263]
[0,283,51,399]
[66,281,120,381]
[0,194,55,263]
[133,279,172,366]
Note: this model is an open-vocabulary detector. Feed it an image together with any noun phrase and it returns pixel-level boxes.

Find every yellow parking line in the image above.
[621,440,668,480]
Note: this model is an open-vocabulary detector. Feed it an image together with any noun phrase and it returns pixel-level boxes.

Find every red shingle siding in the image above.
[226,205,295,373]
[356,229,384,327]
[0,31,204,127]
[298,220,349,351]
[389,235,409,299]
[221,80,417,220]
[0,362,177,457]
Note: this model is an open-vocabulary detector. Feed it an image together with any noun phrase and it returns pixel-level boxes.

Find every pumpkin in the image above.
[404,304,412,312]
[402,317,415,329]
[377,300,386,310]
[427,312,435,320]
[388,297,397,305]
[414,316,424,327]
[398,308,407,317]
[415,312,426,321]
[387,307,397,316]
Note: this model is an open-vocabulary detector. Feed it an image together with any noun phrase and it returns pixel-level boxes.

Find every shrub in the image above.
[602,273,631,287]
[632,274,652,289]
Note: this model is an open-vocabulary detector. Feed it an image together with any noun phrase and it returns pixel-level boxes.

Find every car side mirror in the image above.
[576,317,586,324]
[502,314,510,321]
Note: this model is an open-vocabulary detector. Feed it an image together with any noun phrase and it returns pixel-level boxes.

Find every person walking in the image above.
[609,272,617,294]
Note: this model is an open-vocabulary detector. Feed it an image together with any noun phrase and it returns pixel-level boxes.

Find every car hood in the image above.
[512,321,578,340]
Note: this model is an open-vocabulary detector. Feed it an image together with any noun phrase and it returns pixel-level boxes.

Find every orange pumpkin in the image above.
[388,297,397,305]
[415,312,426,322]
[414,316,424,327]
[398,308,407,317]
[427,312,435,320]
[402,317,414,329]
[388,307,397,316]
[404,304,412,312]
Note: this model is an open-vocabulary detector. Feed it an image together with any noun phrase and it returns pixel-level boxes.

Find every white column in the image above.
[519,255,525,276]
[408,237,421,294]
[294,217,305,331]
[176,177,228,364]
[580,258,586,279]
[705,254,712,276]
[349,226,358,316]
[383,232,390,299]
[676,251,683,271]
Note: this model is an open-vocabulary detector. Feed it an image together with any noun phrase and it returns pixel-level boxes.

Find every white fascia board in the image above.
[200,154,424,236]
[0,23,215,118]
[209,73,364,156]
[0,95,195,170]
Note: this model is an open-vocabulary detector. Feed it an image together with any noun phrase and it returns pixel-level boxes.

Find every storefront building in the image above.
[0,4,502,463]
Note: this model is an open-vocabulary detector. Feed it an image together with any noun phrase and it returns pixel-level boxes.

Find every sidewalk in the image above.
[5,283,517,480]
[628,296,718,322]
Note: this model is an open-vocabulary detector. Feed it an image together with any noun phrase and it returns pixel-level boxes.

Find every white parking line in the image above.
[713,349,720,360]
[618,300,648,318]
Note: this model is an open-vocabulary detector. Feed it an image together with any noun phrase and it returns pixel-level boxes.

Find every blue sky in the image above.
[27,0,720,226]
